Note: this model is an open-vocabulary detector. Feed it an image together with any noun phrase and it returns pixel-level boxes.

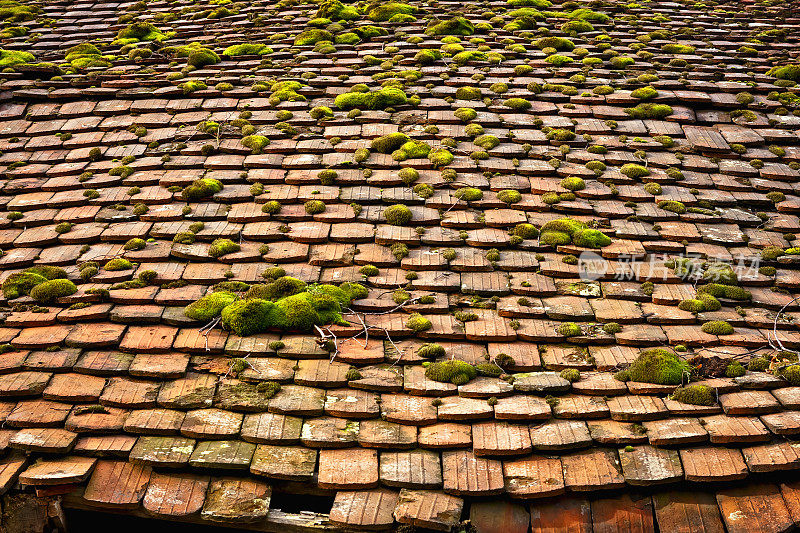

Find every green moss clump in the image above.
[602,322,622,334]
[64,43,109,69]
[701,320,734,336]
[455,187,483,202]
[304,200,326,215]
[644,182,662,195]
[2,272,47,299]
[426,16,474,36]
[560,368,580,382]
[359,265,379,277]
[368,2,417,22]
[534,36,575,51]
[767,64,800,81]
[334,86,407,110]
[497,190,522,204]
[623,348,690,385]
[0,48,33,67]
[185,291,238,321]
[124,238,146,251]
[725,361,746,378]
[428,149,453,167]
[294,29,334,46]
[761,246,785,261]
[242,135,270,155]
[223,43,272,56]
[780,365,800,385]
[209,238,240,258]
[104,258,133,271]
[503,98,531,110]
[393,140,431,161]
[625,103,673,119]
[620,163,650,179]
[222,298,278,336]
[182,178,223,201]
[671,384,714,406]
[748,356,769,372]
[558,322,581,337]
[370,132,410,153]
[406,312,431,332]
[114,21,172,45]
[573,228,611,248]
[384,204,412,226]
[513,224,539,239]
[418,343,445,359]
[697,283,751,301]
[261,201,281,215]
[256,381,281,398]
[703,263,737,286]
[30,279,77,303]
[424,359,477,385]
[540,231,571,247]
[316,0,359,20]
[560,177,585,191]
[657,200,686,214]
[455,107,477,122]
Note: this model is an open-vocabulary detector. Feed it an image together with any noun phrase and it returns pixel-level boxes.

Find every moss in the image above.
[513,224,539,239]
[748,356,769,372]
[455,86,481,100]
[455,107,477,122]
[406,312,431,332]
[541,218,586,237]
[767,64,800,81]
[474,134,499,150]
[242,135,270,155]
[414,49,442,65]
[761,246,785,261]
[185,291,237,321]
[261,201,281,215]
[370,132,410,154]
[455,188,483,202]
[104,258,133,271]
[625,103,673,119]
[697,283,751,301]
[534,36,575,51]
[222,298,277,336]
[540,231,571,246]
[424,359,477,384]
[625,348,690,385]
[779,365,800,385]
[124,238,146,251]
[359,265,379,277]
[497,189,522,204]
[29,279,77,303]
[428,148,453,167]
[384,204,412,226]
[426,16,474,36]
[209,238,240,258]
[182,178,222,201]
[393,140,431,161]
[657,200,686,214]
[475,363,503,377]
[368,2,417,21]
[701,320,734,336]
[503,97,531,110]
[572,228,611,248]
[560,368,580,382]
[304,200,326,215]
[64,43,109,70]
[418,343,445,359]
[644,182,662,195]
[620,163,650,179]
[334,86,407,110]
[703,263,737,286]
[2,272,47,299]
[602,322,622,334]
[558,322,581,337]
[725,361,746,378]
[294,29,333,46]
[671,384,714,406]
[398,167,419,185]
[559,177,585,192]
[223,43,272,56]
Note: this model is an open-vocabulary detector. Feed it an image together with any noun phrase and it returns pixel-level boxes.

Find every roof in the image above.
[0,0,799,531]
